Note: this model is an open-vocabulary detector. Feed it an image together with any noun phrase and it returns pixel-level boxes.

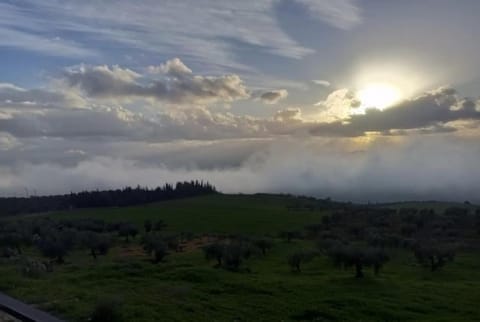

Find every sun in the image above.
[356,83,403,111]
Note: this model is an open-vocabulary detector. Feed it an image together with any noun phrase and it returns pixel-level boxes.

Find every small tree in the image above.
[253,238,273,256]
[413,243,456,272]
[287,251,315,272]
[366,248,390,276]
[153,220,167,232]
[222,243,247,271]
[118,223,138,242]
[327,245,389,278]
[36,230,76,264]
[142,234,168,263]
[203,241,252,271]
[280,230,301,243]
[144,220,152,233]
[203,242,225,267]
[82,232,111,260]
[164,235,180,252]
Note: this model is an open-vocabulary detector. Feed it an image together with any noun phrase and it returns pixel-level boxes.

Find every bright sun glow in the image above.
[356,83,403,111]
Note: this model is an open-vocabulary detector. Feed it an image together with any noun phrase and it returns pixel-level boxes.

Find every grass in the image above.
[48,194,327,234]
[0,194,479,321]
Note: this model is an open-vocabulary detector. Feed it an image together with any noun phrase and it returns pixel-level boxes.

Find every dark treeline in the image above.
[0,181,217,216]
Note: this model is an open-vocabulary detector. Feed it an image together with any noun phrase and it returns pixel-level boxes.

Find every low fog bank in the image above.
[1,136,479,203]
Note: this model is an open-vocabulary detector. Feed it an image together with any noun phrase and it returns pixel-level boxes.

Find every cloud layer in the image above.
[1,58,480,202]
[2,136,480,203]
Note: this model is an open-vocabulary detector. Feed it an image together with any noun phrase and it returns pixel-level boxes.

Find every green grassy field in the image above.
[0,194,479,321]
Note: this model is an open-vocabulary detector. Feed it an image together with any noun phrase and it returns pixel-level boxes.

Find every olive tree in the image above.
[413,243,456,272]
[287,251,316,272]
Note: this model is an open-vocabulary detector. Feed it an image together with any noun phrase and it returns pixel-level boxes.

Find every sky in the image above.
[1,0,480,202]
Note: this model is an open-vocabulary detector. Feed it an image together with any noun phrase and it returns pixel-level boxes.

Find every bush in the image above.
[19,258,50,278]
[1,247,18,259]
[91,297,124,322]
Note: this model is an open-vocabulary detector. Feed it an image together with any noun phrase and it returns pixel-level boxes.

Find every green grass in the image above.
[1,194,479,321]
[48,194,327,234]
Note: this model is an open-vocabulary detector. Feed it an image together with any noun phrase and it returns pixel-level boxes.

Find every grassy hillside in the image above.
[48,194,328,234]
[0,194,478,322]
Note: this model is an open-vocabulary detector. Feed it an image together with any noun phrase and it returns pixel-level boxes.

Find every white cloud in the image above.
[148,58,193,77]
[312,80,331,87]
[314,88,361,121]
[0,83,83,111]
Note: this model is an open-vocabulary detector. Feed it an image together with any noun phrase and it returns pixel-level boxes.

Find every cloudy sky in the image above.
[1,0,480,202]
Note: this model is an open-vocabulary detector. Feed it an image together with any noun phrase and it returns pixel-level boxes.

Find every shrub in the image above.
[1,247,18,259]
[91,297,124,322]
[164,235,181,252]
[19,258,50,278]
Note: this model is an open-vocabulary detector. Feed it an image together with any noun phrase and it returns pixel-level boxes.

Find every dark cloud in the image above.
[311,87,480,137]
[259,89,288,104]
[0,107,150,139]
[0,105,309,142]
